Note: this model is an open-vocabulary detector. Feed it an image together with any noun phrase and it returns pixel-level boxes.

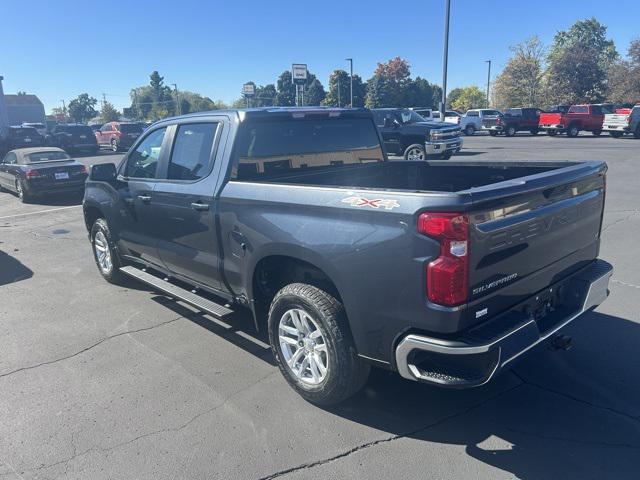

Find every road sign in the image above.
[242,83,255,96]
[292,64,308,83]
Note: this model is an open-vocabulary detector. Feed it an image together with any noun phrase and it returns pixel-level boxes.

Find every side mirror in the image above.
[90,162,117,182]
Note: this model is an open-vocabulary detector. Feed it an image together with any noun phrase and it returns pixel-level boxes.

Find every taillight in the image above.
[418,212,469,306]
[80,165,88,175]
[626,116,631,125]
[25,169,39,179]
[496,117,502,125]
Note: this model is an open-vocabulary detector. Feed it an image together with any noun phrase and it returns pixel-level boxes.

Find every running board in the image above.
[120,266,233,318]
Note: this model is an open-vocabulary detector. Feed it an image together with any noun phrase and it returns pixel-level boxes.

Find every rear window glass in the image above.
[11,128,38,137]
[119,124,143,134]
[58,126,93,135]
[569,106,589,114]
[482,110,501,116]
[28,151,70,162]
[232,118,384,182]
[504,109,522,116]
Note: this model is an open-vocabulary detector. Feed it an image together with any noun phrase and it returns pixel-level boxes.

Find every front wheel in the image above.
[609,131,623,138]
[464,124,476,136]
[547,130,558,136]
[592,130,602,136]
[268,283,370,406]
[403,144,426,161]
[505,125,517,137]
[90,218,123,284]
[488,131,498,137]
[111,139,119,152]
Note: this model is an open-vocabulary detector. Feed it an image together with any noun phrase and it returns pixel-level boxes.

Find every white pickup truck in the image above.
[602,106,640,138]
[459,109,502,136]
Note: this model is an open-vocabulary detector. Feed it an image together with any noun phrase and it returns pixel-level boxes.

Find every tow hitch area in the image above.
[549,334,573,351]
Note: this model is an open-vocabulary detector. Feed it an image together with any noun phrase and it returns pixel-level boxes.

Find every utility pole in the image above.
[101,93,106,109]
[337,76,341,107]
[133,90,139,120]
[171,83,180,115]
[61,99,66,121]
[485,60,491,107]
[440,0,451,121]
[346,58,353,107]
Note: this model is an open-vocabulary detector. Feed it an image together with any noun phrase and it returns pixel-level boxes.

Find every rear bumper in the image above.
[424,137,463,155]
[395,259,613,387]
[481,125,503,131]
[602,125,630,132]
[539,124,565,130]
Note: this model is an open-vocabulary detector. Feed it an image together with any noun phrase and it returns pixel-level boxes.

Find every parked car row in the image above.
[0,121,147,156]
[458,103,640,139]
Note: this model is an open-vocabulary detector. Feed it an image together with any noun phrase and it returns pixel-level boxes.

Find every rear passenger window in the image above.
[168,123,218,181]
[124,127,167,179]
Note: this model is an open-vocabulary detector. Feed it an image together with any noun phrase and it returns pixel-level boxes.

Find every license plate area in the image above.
[55,172,69,180]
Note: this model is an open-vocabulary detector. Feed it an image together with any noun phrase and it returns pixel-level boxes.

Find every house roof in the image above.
[4,94,44,107]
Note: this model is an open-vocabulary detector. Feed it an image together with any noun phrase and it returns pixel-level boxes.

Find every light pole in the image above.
[346,58,353,107]
[60,99,66,121]
[485,60,491,107]
[171,83,180,115]
[440,0,451,121]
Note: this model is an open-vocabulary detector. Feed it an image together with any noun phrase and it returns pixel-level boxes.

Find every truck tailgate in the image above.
[463,162,606,325]
[539,113,562,125]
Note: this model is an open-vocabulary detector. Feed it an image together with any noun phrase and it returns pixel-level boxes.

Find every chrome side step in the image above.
[120,266,233,318]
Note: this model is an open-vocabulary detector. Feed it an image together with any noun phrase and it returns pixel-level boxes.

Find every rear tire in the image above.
[592,130,602,136]
[464,124,476,136]
[609,131,624,138]
[268,283,370,406]
[505,125,517,137]
[566,124,580,138]
[15,178,31,203]
[90,218,124,284]
[547,130,558,136]
[530,128,539,135]
[488,131,498,137]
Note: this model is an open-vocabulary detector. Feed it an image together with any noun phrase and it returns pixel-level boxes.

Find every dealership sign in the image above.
[291,64,308,83]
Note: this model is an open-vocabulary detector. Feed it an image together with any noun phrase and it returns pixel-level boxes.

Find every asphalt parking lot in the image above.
[1,135,639,479]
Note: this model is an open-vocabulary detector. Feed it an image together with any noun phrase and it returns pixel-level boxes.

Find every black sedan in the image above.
[0,147,88,202]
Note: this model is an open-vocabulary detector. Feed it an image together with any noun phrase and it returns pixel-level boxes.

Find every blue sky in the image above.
[1,0,638,113]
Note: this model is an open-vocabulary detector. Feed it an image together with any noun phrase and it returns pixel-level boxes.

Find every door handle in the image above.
[137,194,151,203]
[191,202,210,211]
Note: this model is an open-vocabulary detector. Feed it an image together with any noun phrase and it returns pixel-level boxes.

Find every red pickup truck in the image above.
[538,104,612,137]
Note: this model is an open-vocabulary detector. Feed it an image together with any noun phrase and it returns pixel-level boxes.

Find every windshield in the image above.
[28,151,71,162]
[399,109,426,124]
[119,124,143,134]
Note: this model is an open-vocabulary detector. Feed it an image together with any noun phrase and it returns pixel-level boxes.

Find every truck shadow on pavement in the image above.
[325,311,639,479]
[0,250,33,286]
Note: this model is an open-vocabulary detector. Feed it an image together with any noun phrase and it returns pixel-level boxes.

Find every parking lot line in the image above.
[0,205,81,221]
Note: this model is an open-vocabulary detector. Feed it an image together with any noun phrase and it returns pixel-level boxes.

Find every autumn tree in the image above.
[607,38,640,105]
[492,36,546,108]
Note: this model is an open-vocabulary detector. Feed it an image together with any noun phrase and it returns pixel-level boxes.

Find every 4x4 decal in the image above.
[341,196,400,210]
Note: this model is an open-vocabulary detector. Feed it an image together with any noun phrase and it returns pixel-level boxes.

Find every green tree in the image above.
[372,57,412,106]
[323,69,350,107]
[446,87,464,109]
[255,84,276,107]
[365,74,391,108]
[546,18,618,104]
[450,86,487,111]
[492,36,546,108]
[67,93,98,123]
[404,77,439,108]
[275,71,296,106]
[305,78,326,106]
[100,101,120,122]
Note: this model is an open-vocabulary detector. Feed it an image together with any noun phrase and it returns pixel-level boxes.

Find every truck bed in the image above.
[245,160,567,193]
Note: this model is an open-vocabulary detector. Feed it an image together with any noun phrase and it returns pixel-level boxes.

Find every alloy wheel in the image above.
[406,147,425,161]
[93,231,113,274]
[278,308,329,385]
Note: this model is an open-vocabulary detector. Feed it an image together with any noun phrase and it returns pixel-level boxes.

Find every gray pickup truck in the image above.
[83,108,612,405]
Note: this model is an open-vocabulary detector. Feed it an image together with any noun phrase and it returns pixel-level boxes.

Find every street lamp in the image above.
[171,83,180,115]
[440,0,451,121]
[485,60,491,108]
[346,58,353,107]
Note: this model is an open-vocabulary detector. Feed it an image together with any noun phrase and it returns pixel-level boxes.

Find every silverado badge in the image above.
[342,196,400,210]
